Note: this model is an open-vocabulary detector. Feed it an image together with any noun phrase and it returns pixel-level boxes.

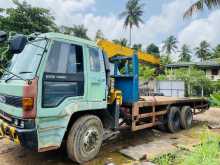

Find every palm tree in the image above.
[195,41,211,61]
[72,24,90,40]
[212,44,220,59]
[112,38,128,47]
[95,29,104,41]
[162,36,178,56]
[179,44,192,62]
[120,0,144,46]
[132,43,142,51]
[184,0,220,17]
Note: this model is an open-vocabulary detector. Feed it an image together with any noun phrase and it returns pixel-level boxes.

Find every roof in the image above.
[166,59,220,69]
[41,32,97,47]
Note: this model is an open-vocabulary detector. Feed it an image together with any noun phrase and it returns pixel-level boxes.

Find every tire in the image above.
[180,106,193,129]
[167,106,181,133]
[66,115,104,164]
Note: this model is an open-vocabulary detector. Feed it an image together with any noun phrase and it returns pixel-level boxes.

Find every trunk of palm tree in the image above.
[129,25,132,47]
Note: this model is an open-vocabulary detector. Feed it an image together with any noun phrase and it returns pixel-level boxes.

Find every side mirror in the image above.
[9,34,27,54]
[0,31,7,43]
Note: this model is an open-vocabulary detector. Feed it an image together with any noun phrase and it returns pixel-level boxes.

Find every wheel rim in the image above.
[82,127,99,153]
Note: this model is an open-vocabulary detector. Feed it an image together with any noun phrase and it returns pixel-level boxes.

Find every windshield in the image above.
[2,39,47,80]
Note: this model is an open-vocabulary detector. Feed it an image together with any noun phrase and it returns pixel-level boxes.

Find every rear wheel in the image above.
[167,106,181,133]
[180,106,193,129]
[66,115,103,164]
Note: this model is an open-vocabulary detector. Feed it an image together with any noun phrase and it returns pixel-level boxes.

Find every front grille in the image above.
[0,94,22,108]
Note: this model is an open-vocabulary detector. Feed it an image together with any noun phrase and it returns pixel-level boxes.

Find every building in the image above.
[166,59,220,81]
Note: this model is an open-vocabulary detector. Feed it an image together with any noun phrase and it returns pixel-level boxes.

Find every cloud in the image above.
[2,0,217,54]
[178,10,220,48]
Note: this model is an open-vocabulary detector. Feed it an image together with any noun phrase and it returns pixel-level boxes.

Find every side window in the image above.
[89,47,101,72]
[45,41,83,74]
[43,41,84,108]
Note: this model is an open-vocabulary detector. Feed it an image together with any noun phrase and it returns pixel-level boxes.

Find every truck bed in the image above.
[138,96,208,107]
[129,96,209,131]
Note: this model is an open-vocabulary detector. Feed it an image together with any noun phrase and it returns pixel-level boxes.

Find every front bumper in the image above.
[0,119,38,150]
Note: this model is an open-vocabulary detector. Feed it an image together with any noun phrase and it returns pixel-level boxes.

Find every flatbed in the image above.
[127,96,209,131]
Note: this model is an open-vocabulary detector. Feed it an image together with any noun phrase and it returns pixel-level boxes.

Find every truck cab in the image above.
[0,33,109,162]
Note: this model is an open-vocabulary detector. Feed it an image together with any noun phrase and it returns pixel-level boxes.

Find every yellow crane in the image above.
[97,39,160,65]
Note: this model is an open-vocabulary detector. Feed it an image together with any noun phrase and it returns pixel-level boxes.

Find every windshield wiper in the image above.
[4,71,33,83]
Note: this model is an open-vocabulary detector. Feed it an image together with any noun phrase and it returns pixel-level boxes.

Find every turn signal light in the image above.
[22,97,34,111]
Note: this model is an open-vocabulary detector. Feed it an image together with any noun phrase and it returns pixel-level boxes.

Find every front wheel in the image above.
[66,115,104,164]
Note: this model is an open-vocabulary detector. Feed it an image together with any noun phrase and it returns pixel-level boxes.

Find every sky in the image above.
[0,0,220,60]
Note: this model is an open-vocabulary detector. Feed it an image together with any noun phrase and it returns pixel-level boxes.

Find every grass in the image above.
[153,130,220,165]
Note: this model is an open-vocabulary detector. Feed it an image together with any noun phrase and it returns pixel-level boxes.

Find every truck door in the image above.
[87,46,106,102]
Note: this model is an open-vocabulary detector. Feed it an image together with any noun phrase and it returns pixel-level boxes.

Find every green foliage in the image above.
[72,25,90,40]
[182,131,220,165]
[139,65,155,80]
[146,43,160,56]
[212,44,220,59]
[179,44,192,62]
[60,24,90,40]
[195,41,212,62]
[160,54,173,65]
[132,43,142,51]
[95,29,104,41]
[210,93,220,106]
[164,67,213,96]
[184,0,220,17]
[0,1,57,34]
[153,130,220,165]
[112,38,128,47]
[154,154,174,165]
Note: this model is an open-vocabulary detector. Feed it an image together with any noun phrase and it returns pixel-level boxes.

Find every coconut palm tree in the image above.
[72,24,90,40]
[184,0,220,17]
[179,44,192,62]
[120,0,144,46]
[112,38,128,47]
[162,36,178,55]
[195,41,211,61]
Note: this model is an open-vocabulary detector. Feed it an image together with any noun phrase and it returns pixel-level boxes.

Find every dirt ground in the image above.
[0,108,220,165]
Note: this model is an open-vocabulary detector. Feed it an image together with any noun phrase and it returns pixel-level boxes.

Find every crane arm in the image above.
[97,39,160,65]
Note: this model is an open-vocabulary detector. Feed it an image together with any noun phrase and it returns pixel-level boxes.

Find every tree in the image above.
[195,41,211,62]
[72,24,90,40]
[120,0,144,46]
[162,36,178,60]
[60,26,74,35]
[95,29,104,41]
[160,54,173,65]
[184,0,220,17]
[0,0,57,34]
[211,44,220,59]
[174,68,211,96]
[133,43,142,51]
[179,44,192,62]
[112,38,128,47]
[146,43,160,56]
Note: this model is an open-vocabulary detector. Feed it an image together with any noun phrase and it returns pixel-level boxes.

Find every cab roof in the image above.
[41,32,97,47]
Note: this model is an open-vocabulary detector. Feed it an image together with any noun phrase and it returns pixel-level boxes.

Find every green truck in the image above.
[0,32,209,164]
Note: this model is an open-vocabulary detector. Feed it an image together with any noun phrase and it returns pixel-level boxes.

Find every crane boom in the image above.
[97,39,160,65]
